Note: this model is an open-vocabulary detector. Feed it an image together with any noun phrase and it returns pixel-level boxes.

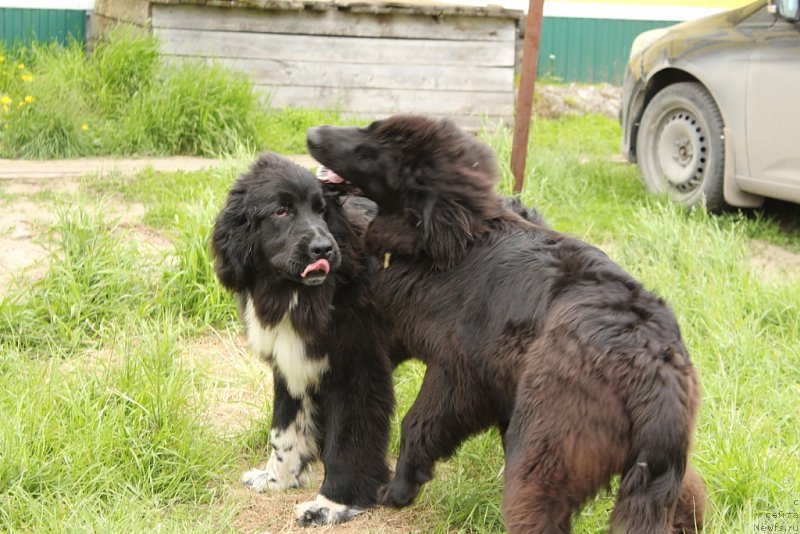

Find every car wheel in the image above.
[636,82,726,211]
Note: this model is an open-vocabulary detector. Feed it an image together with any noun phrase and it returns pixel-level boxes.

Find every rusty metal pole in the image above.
[511,0,546,194]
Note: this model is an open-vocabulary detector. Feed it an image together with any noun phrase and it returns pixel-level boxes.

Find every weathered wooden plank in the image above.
[254,85,514,117]
[167,56,513,93]
[152,4,517,42]
[148,0,523,21]
[155,28,516,67]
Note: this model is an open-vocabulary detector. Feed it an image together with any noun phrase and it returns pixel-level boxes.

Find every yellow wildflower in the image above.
[0,95,10,105]
[17,63,25,70]
[0,55,5,62]
[81,123,89,131]
[2,105,9,113]
[21,74,33,82]
[18,101,24,108]
[24,95,34,104]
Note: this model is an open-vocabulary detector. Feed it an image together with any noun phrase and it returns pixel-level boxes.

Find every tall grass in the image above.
[0,28,364,159]
[158,198,238,330]
[0,27,265,158]
[0,319,233,533]
[115,62,264,156]
[0,197,240,531]
[0,197,237,358]
[0,207,156,356]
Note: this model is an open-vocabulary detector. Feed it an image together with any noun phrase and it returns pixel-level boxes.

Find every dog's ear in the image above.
[211,186,253,291]
[421,196,473,271]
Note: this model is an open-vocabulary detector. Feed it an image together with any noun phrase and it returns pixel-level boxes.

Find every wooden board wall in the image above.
[152,4,518,127]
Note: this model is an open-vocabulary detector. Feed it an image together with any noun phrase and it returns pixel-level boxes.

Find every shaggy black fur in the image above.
[307,116,706,533]
[211,153,394,526]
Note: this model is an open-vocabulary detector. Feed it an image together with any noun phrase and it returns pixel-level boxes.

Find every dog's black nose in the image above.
[307,127,322,150]
[310,236,334,259]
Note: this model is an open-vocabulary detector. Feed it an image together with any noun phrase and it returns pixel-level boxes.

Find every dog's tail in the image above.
[610,351,705,533]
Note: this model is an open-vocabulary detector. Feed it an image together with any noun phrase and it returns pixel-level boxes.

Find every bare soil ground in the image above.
[748,239,800,283]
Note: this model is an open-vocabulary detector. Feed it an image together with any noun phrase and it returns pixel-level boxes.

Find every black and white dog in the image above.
[211,153,395,526]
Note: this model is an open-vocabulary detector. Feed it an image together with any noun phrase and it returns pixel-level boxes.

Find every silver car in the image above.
[620,0,800,211]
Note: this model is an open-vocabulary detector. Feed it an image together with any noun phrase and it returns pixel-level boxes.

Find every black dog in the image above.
[211,153,394,526]
[307,116,706,533]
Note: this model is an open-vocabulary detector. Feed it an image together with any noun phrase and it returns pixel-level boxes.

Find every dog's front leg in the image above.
[295,354,394,526]
[380,364,491,508]
[242,372,320,492]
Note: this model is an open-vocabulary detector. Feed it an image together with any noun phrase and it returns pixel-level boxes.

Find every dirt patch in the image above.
[221,468,438,534]
[0,179,171,297]
[182,330,271,435]
[187,332,438,534]
[749,239,800,283]
[535,83,622,120]
[0,198,55,291]
[0,177,83,195]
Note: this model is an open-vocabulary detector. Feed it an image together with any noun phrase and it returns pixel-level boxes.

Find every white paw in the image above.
[241,467,276,493]
[294,495,363,526]
[240,463,310,492]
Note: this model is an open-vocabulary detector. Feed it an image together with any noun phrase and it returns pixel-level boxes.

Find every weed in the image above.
[0,319,233,533]
[0,28,267,158]
[157,199,237,330]
[0,29,366,159]
[0,207,156,356]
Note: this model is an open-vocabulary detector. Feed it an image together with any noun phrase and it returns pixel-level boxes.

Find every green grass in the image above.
[0,28,358,159]
[0,198,237,358]
[0,207,157,357]
[1,113,798,533]
[0,319,234,533]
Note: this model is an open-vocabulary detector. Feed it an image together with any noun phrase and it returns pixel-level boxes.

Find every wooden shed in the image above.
[92,0,522,127]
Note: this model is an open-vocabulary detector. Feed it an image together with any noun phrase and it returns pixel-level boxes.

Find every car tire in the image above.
[636,82,726,211]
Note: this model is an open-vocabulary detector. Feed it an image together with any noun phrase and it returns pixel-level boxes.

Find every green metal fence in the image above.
[537,17,678,84]
[1,8,87,48]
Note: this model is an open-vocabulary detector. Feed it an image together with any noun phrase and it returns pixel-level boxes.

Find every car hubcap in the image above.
[656,112,707,193]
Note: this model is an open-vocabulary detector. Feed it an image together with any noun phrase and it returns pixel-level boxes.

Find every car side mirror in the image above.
[771,0,800,22]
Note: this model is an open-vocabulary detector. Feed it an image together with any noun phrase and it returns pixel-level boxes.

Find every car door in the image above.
[744,14,800,202]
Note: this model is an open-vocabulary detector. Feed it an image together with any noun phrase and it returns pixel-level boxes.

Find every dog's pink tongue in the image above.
[300,259,330,278]
[316,166,345,184]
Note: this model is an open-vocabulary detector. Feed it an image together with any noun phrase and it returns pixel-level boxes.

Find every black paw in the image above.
[379,478,420,508]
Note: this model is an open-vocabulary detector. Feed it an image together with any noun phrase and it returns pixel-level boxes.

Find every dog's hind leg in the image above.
[501,357,629,533]
[380,363,494,508]
[242,373,320,492]
[672,465,705,534]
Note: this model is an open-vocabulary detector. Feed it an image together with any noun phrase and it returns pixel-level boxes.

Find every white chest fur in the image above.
[244,295,329,397]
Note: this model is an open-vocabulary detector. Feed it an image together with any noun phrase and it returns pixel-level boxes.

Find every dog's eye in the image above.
[274,207,289,217]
